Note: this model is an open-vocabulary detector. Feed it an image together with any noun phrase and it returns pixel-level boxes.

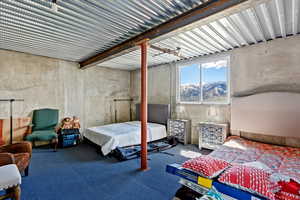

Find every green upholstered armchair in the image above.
[25,108,59,151]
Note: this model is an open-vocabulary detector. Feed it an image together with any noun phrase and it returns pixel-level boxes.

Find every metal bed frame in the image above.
[166,163,267,200]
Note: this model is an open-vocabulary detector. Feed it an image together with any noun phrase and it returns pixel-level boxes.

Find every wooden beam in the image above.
[140,40,148,171]
[79,0,247,69]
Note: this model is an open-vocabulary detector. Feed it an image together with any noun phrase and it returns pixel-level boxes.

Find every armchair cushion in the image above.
[26,130,57,142]
[0,142,32,173]
[32,109,58,131]
[0,142,32,157]
[0,153,15,167]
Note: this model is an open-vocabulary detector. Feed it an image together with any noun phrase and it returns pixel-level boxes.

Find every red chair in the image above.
[0,142,32,176]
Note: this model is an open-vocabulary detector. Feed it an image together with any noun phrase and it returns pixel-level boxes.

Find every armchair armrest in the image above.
[26,123,34,135]
[0,153,15,167]
[0,142,32,157]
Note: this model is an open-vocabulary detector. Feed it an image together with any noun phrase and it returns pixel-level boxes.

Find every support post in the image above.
[9,99,14,145]
[139,40,148,170]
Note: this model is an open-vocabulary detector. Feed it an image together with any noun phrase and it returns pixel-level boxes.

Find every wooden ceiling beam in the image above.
[79,0,248,69]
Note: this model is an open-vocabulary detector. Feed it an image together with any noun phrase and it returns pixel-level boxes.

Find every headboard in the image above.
[231,92,300,146]
[136,104,170,126]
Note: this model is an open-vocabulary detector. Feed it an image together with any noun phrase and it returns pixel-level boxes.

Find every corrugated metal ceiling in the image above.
[1,0,299,70]
[0,0,208,62]
[99,0,300,70]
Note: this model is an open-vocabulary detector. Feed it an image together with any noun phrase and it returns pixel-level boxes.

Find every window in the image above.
[179,58,229,104]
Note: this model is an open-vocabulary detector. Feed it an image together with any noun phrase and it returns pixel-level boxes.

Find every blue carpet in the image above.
[20,143,207,200]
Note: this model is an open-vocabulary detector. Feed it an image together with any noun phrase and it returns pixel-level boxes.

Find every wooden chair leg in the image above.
[2,186,21,200]
[12,185,21,200]
[52,138,58,152]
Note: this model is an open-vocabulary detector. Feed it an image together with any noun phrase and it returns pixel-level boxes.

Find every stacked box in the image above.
[58,129,80,148]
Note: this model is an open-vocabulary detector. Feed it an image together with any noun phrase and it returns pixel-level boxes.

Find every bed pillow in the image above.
[182,155,230,178]
[218,165,276,200]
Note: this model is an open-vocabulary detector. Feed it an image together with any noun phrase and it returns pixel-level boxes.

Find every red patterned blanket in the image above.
[210,136,300,200]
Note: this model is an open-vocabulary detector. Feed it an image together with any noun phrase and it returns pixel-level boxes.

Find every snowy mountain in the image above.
[180,81,227,101]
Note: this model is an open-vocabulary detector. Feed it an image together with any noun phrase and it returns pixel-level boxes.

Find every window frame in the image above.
[177,56,230,105]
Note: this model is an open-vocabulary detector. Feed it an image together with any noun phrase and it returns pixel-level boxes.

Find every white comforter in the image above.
[84,121,167,155]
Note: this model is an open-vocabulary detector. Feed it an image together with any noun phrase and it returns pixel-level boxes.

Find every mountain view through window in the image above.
[179,59,229,103]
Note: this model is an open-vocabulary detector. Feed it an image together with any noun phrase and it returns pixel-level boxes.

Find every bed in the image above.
[167,136,300,200]
[84,104,170,155]
[166,92,300,200]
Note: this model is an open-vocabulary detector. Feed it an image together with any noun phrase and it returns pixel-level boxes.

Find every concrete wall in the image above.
[1,35,299,143]
[131,35,300,144]
[0,50,131,131]
[231,35,300,94]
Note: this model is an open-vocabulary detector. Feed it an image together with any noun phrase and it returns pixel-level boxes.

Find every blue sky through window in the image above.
[180,62,227,84]
[203,67,227,83]
[180,64,200,85]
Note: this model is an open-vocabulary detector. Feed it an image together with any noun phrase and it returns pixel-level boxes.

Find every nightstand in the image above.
[168,119,191,144]
[198,122,228,150]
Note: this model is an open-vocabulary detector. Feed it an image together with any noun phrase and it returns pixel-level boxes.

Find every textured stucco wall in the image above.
[83,66,131,127]
[131,65,172,104]
[131,35,300,144]
[1,35,299,142]
[0,50,131,131]
[231,35,300,95]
